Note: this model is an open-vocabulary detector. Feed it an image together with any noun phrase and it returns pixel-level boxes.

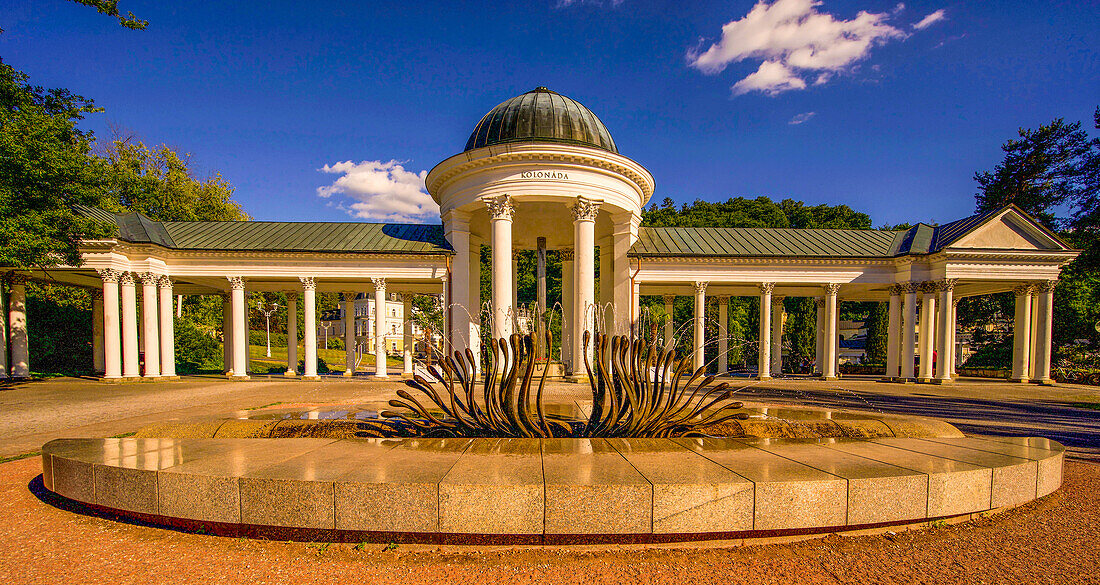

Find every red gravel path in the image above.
[1,456,1098,585]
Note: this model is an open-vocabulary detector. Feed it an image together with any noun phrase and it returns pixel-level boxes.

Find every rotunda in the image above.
[427,87,655,377]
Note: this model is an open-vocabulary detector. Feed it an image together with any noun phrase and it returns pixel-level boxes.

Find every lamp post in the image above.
[257,302,280,358]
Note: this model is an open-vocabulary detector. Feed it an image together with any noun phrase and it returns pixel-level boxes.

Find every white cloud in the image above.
[789,111,817,124]
[913,9,946,30]
[316,160,439,223]
[733,61,807,95]
[688,0,911,96]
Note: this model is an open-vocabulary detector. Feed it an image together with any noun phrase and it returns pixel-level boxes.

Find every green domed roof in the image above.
[464,87,617,154]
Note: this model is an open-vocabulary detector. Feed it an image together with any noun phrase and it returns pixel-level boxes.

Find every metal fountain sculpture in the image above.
[359,329,748,438]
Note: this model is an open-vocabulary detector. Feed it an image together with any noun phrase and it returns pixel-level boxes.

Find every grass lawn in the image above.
[245,344,404,374]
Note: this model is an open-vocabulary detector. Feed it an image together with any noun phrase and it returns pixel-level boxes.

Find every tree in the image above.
[0,61,112,269]
[864,302,888,364]
[100,139,249,222]
[975,116,1099,230]
[65,0,147,30]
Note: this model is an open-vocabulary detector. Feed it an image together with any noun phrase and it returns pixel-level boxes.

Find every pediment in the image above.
[946,209,1068,251]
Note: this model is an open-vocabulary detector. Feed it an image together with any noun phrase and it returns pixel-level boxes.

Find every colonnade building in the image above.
[0,87,1079,383]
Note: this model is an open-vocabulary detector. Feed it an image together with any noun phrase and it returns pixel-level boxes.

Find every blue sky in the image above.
[3,0,1098,227]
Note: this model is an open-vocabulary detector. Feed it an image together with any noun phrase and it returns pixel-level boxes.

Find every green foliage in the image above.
[962,338,1013,369]
[26,294,92,375]
[299,357,331,374]
[864,302,888,365]
[174,318,221,373]
[248,330,287,348]
[0,62,112,268]
[100,139,249,222]
[643,196,872,230]
[785,297,816,369]
[66,0,147,29]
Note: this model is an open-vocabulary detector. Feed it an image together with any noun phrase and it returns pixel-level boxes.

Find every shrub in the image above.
[175,318,222,373]
[27,296,91,375]
[962,337,1012,369]
[298,357,331,374]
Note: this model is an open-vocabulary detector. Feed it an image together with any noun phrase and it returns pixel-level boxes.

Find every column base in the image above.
[343,371,354,377]
[564,374,590,384]
[918,377,934,384]
[284,370,297,377]
[755,375,772,381]
[229,375,251,381]
[301,375,321,381]
[931,378,952,385]
[1037,378,1055,386]
[820,376,838,381]
[1010,377,1031,383]
[374,373,389,379]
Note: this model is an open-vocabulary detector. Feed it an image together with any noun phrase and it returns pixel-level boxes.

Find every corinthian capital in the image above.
[298,276,316,291]
[97,268,122,284]
[823,283,841,296]
[937,278,958,293]
[140,272,161,286]
[1037,279,1058,293]
[484,194,514,220]
[571,197,600,222]
[227,276,245,290]
[758,282,775,295]
[559,247,574,262]
[372,277,387,292]
[693,281,708,295]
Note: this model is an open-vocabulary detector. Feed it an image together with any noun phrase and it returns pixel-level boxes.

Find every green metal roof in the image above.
[75,206,452,254]
[629,226,901,258]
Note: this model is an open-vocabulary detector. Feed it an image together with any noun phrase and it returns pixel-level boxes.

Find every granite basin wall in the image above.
[42,434,1063,541]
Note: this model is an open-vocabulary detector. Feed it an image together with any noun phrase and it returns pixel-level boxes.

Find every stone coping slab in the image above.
[41,435,1063,542]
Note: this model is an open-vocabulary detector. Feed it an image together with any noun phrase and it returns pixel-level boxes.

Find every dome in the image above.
[463,87,617,154]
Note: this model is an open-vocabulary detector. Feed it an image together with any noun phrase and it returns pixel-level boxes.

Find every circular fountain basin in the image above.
[41,432,1063,543]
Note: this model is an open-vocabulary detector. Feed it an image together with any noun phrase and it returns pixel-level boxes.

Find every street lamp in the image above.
[256,302,280,358]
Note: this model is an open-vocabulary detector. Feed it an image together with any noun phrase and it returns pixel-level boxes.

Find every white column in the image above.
[571,197,599,375]
[8,277,29,379]
[92,290,105,374]
[717,296,729,374]
[757,283,773,380]
[486,195,514,340]
[439,275,449,357]
[631,281,641,337]
[176,294,183,317]
[1011,284,1033,382]
[402,293,414,375]
[901,282,918,382]
[693,281,707,371]
[663,294,675,349]
[221,294,232,375]
[918,282,937,383]
[343,292,356,376]
[560,248,574,368]
[228,277,248,379]
[285,293,298,376]
[612,219,636,336]
[444,210,474,356]
[468,239,482,373]
[886,285,902,380]
[950,298,959,376]
[512,250,519,320]
[121,272,140,378]
[1029,294,1039,378]
[771,296,784,375]
[814,298,825,376]
[97,270,122,379]
[822,284,840,380]
[158,277,176,378]
[1034,280,1056,385]
[935,279,956,383]
[0,282,7,379]
[300,278,318,379]
[139,273,161,378]
[372,277,388,378]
